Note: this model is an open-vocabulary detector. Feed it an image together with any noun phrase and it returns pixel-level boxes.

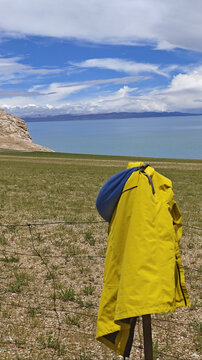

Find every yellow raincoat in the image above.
[96,162,190,356]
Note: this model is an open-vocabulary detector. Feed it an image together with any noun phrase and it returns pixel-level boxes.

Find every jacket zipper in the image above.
[176,261,187,306]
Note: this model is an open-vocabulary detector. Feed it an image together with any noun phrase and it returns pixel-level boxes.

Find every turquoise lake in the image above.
[26,115,202,159]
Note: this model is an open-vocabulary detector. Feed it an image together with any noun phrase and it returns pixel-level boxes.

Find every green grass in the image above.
[83,284,95,296]
[0,255,19,263]
[59,287,75,302]
[0,151,201,360]
[66,315,80,328]
[9,272,29,293]
[0,148,201,162]
[0,151,201,226]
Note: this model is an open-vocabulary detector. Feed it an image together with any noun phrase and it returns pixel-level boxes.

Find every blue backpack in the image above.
[96,166,141,222]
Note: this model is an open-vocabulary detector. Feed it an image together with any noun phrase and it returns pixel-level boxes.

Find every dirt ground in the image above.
[0,152,201,359]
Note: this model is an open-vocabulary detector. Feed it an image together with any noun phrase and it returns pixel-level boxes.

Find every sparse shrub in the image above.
[45,271,55,281]
[83,285,95,296]
[187,242,194,249]
[37,331,65,356]
[0,255,19,263]
[27,306,38,318]
[16,339,26,346]
[78,354,91,360]
[85,230,95,246]
[190,300,199,310]
[15,271,29,285]
[79,266,91,275]
[0,234,7,245]
[36,233,43,243]
[85,301,94,308]
[9,280,23,293]
[59,287,75,302]
[191,320,202,351]
[76,297,84,307]
[9,271,29,293]
[7,225,16,232]
[66,315,80,328]
[97,247,106,257]
[66,244,83,256]
[153,339,159,359]
[76,298,93,308]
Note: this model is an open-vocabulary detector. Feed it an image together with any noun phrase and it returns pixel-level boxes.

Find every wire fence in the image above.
[0,220,201,359]
[0,220,201,230]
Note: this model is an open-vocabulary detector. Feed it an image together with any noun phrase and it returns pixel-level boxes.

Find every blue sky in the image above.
[0,0,202,116]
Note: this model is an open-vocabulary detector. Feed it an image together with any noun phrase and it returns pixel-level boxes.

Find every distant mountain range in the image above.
[23,111,200,122]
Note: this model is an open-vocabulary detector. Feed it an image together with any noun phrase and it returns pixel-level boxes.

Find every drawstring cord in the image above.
[140,165,155,195]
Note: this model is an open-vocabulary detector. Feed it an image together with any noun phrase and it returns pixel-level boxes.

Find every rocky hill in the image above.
[0,108,53,152]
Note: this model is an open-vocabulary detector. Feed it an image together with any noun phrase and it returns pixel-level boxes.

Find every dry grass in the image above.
[0,151,201,359]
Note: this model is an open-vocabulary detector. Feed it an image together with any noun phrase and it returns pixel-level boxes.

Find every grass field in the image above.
[0,151,201,359]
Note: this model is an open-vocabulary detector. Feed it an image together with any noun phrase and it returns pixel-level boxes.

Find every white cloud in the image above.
[1,66,202,116]
[124,66,202,112]
[0,89,50,97]
[0,74,147,102]
[167,66,202,91]
[60,75,148,87]
[0,56,63,85]
[0,82,90,109]
[0,56,149,91]
[0,0,202,51]
[72,58,169,77]
[31,82,90,103]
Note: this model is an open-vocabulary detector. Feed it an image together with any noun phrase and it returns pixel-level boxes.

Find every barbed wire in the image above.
[0,249,105,259]
[0,306,198,359]
[0,320,189,360]
[152,317,198,327]
[0,318,95,337]
[0,220,106,228]
[152,322,189,338]
[0,300,199,328]
[0,300,97,317]
[0,219,201,359]
[0,219,201,230]
[0,251,200,275]
[0,286,99,308]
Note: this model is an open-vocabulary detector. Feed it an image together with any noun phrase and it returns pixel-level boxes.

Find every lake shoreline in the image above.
[26,115,202,160]
[23,112,202,123]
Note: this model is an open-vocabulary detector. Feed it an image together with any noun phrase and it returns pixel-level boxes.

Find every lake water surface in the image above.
[26,115,202,159]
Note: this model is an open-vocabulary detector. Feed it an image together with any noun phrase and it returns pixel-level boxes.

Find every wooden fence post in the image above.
[142,314,153,360]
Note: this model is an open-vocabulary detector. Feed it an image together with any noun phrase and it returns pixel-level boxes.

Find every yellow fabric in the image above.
[96,162,190,355]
